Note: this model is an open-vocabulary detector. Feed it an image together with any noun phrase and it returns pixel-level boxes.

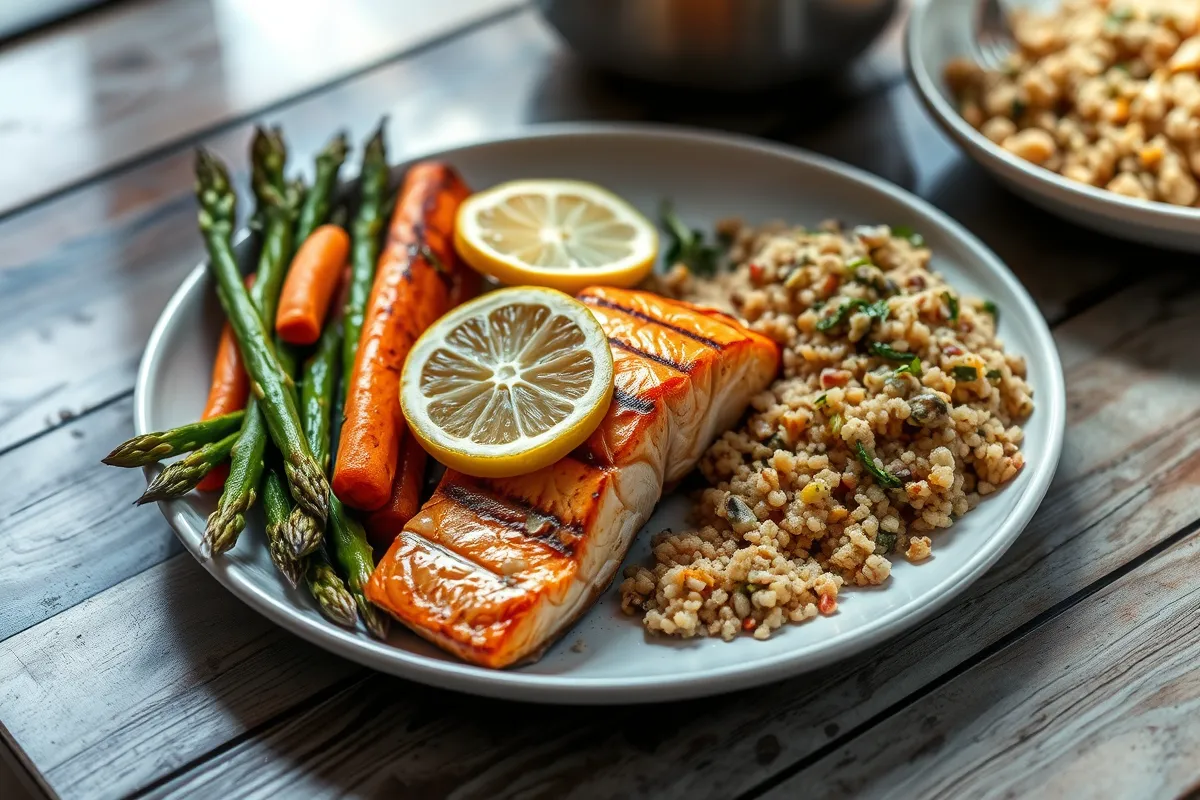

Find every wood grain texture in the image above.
[0,0,521,215]
[0,398,182,641]
[0,554,358,800]
[0,10,1131,455]
[2,272,1194,800]
[761,529,1200,800]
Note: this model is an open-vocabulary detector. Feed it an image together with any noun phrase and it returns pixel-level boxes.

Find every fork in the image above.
[974,0,1016,70]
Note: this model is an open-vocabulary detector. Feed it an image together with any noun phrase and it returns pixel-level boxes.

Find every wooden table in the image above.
[1,2,1197,798]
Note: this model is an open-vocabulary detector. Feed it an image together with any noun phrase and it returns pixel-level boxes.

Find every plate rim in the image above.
[136,121,1066,704]
[905,0,1200,234]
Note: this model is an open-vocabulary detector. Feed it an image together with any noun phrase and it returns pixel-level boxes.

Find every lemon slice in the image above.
[454,179,658,293]
[401,287,615,478]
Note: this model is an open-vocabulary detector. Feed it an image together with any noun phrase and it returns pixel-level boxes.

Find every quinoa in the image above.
[945,0,1200,207]
[622,220,1033,641]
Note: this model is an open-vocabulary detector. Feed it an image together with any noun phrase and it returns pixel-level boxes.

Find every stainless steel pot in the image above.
[535,0,898,91]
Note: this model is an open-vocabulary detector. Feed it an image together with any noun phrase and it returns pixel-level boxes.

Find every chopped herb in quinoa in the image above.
[868,341,915,361]
[891,225,925,247]
[854,441,903,489]
[943,291,959,323]
[951,365,979,381]
[894,356,922,376]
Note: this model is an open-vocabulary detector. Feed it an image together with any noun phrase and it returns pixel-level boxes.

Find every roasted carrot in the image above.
[333,162,470,510]
[276,224,350,345]
[362,264,479,544]
[196,275,254,491]
[364,436,427,548]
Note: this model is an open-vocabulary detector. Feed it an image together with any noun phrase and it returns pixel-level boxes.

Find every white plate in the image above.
[906,0,1200,253]
[136,123,1065,704]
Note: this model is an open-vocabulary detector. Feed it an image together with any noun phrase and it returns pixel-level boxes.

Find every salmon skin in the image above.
[366,286,780,668]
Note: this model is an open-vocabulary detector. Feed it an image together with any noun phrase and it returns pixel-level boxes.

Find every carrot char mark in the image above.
[442,482,581,557]
[579,295,725,351]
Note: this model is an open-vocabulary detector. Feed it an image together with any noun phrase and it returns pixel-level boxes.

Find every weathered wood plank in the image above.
[0,0,521,215]
[761,529,1200,800]
[0,554,358,800]
[0,398,183,641]
[2,272,1194,799]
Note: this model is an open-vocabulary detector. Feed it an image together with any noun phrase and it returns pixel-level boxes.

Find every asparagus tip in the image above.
[284,506,324,560]
[267,530,305,589]
[285,455,330,524]
[309,562,357,627]
[355,594,390,640]
[205,497,250,556]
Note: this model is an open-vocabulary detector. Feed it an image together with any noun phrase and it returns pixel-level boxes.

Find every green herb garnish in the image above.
[866,299,890,322]
[982,300,999,322]
[816,298,889,333]
[943,291,959,323]
[986,369,1002,382]
[845,256,872,274]
[868,342,915,362]
[854,441,902,489]
[894,356,922,377]
[814,393,828,407]
[891,225,925,247]
[830,413,844,436]
[660,201,719,277]
[875,532,898,554]
[951,365,979,381]
[816,299,864,331]
[1011,98,1027,119]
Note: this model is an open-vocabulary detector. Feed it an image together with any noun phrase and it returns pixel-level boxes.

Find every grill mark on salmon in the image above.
[581,295,724,350]
[442,483,580,557]
[608,336,691,374]
[611,387,656,414]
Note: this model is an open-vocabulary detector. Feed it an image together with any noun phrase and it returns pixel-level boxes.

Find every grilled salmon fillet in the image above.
[366,287,779,668]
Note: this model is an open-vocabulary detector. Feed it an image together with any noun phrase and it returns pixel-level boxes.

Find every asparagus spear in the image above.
[342,120,390,387]
[263,466,305,589]
[134,432,239,505]
[283,319,337,559]
[295,132,350,245]
[328,498,389,639]
[301,318,341,475]
[265,465,356,626]
[103,411,244,467]
[293,287,388,638]
[286,315,340,559]
[204,130,308,554]
[305,556,358,628]
[195,149,329,536]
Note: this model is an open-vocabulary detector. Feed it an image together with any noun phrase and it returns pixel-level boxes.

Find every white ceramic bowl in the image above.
[136,123,1065,704]
[907,0,1200,253]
